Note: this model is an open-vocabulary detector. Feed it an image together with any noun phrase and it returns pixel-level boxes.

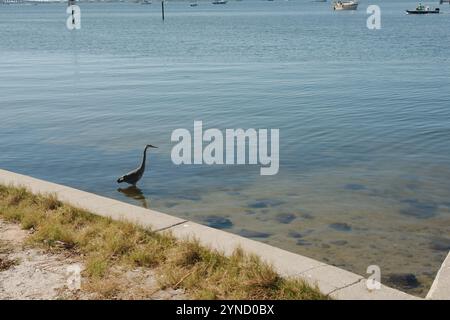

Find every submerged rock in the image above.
[288,231,303,239]
[248,201,268,209]
[275,213,296,224]
[203,216,233,229]
[387,273,420,290]
[329,222,352,232]
[430,237,450,252]
[238,229,271,239]
[248,199,284,209]
[400,199,437,219]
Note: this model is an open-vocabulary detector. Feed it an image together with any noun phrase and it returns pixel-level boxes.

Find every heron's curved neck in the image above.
[140,147,149,170]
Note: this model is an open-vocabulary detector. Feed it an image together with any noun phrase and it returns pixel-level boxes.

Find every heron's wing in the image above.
[123,168,140,178]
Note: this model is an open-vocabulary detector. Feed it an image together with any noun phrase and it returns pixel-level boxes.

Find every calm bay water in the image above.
[1,0,450,295]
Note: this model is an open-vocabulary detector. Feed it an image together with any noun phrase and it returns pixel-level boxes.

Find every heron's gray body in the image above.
[117,145,157,186]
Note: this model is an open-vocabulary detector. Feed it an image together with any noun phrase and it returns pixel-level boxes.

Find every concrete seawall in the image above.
[427,252,450,300]
[0,169,423,299]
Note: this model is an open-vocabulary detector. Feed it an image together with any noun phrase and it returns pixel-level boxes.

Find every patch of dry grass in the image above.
[0,184,328,300]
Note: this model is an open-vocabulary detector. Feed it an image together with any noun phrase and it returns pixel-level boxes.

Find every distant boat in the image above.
[190,1,198,6]
[406,4,440,14]
[212,0,227,4]
[141,0,152,4]
[333,1,358,10]
[1,0,24,4]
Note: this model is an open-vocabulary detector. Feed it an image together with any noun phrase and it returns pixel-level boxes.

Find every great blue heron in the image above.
[117,145,157,186]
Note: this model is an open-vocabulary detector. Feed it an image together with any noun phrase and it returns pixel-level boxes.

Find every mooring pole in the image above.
[161,1,165,21]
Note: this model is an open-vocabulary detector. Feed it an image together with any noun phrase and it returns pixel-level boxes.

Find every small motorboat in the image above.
[212,0,227,4]
[190,2,198,6]
[333,1,358,10]
[406,4,440,14]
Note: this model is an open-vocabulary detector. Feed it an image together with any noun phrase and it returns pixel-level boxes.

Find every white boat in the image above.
[333,1,358,10]
[1,0,24,3]
[406,4,440,14]
[212,0,227,4]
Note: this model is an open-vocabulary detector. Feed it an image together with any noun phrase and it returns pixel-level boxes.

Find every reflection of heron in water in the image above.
[118,185,149,208]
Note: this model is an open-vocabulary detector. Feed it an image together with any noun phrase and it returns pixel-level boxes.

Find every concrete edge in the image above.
[0,169,419,300]
[426,251,450,300]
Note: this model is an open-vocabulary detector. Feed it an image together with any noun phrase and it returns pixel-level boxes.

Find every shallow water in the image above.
[1,0,450,296]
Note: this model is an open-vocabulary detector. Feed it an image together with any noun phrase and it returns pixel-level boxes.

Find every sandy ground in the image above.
[0,219,187,300]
